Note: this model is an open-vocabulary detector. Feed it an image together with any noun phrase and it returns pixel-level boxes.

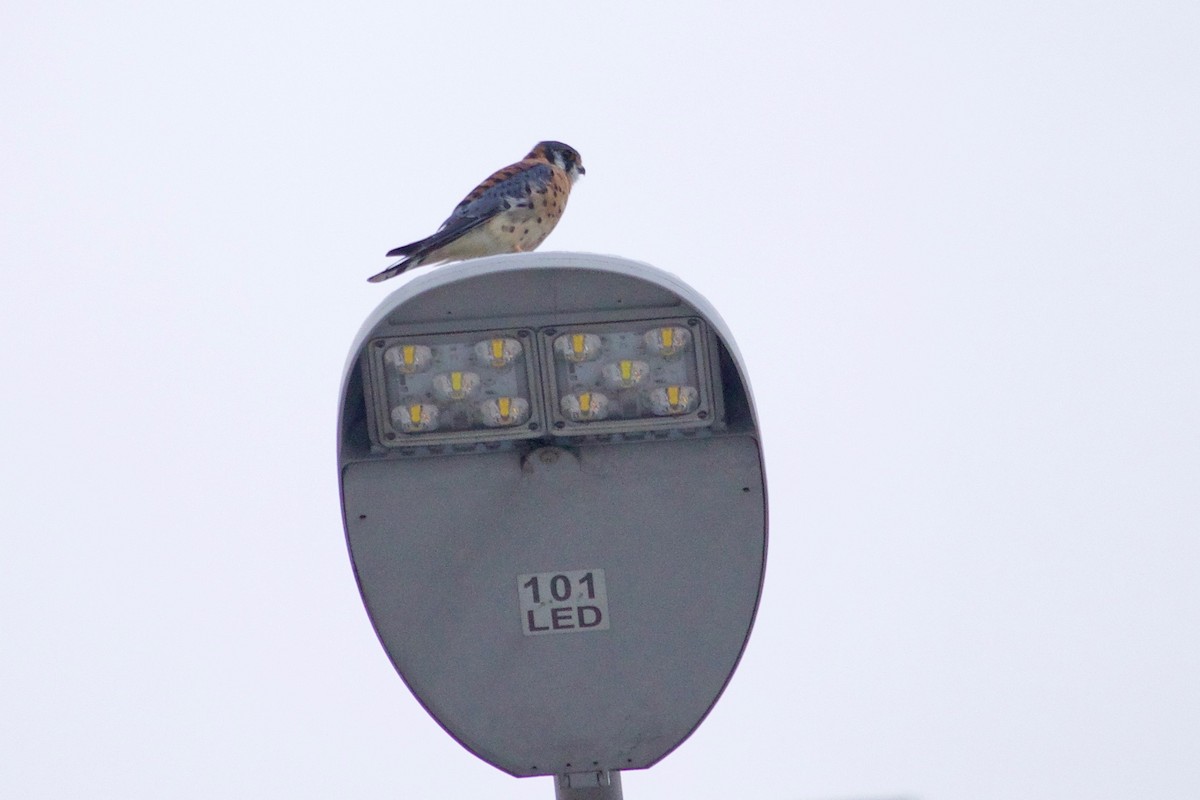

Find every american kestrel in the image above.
[367,140,585,283]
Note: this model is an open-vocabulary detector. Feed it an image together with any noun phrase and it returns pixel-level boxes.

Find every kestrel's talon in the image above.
[368,141,585,283]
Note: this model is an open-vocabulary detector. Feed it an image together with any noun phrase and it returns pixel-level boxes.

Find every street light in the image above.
[337,252,767,799]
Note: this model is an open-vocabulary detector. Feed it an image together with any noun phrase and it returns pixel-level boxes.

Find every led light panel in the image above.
[368,330,543,447]
[543,318,715,435]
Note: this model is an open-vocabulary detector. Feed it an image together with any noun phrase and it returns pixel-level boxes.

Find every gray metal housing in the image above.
[337,252,767,777]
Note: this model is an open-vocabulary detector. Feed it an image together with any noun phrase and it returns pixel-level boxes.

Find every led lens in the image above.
[474,337,522,368]
[372,328,541,446]
[554,332,603,363]
[545,319,711,431]
[384,344,433,374]
[479,396,530,427]
[643,326,691,357]
[392,402,439,432]
[432,371,480,401]
[561,391,609,421]
[601,359,649,389]
[648,385,699,416]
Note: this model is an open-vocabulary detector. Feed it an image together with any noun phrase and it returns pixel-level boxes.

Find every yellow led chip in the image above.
[560,391,610,421]
[643,326,691,357]
[384,343,433,374]
[391,402,439,432]
[602,359,649,389]
[479,396,530,427]
[554,332,603,363]
[647,385,699,416]
[474,337,522,369]
[433,371,480,401]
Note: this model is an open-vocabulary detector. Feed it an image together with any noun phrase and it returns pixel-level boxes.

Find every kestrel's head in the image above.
[528,141,585,183]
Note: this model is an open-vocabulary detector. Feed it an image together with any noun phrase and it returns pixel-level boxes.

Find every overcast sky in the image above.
[3,2,1198,798]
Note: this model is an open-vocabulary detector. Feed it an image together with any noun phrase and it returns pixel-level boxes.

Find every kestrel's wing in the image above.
[440,160,557,228]
[384,160,554,259]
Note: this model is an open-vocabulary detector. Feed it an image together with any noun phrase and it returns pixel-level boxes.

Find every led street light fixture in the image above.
[367,330,541,446]
[339,253,766,788]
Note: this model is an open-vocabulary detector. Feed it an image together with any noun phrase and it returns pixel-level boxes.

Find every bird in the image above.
[367,140,585,283]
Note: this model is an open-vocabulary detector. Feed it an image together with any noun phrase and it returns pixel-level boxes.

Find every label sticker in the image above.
[517,569,610,636]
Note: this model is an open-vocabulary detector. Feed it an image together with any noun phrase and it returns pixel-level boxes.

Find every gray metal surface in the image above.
[555,771,623,800]
[338,253,767,777]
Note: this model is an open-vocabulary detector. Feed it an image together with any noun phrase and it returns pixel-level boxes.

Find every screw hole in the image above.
[358,514,367,519]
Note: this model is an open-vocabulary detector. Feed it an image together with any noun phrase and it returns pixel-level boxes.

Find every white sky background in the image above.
[2,2,1198,798]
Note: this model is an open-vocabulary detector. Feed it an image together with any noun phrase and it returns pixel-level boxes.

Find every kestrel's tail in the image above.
[366,255,421,283]
[366,229,456,283]
[369,216,491,283]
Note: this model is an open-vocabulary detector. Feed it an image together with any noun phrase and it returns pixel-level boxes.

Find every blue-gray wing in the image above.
[436,160,554,234]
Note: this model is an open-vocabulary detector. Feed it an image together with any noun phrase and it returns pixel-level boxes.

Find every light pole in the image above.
[337,253,768,799]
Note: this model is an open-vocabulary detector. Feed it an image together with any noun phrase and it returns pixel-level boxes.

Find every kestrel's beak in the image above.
[577,165,586,175]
